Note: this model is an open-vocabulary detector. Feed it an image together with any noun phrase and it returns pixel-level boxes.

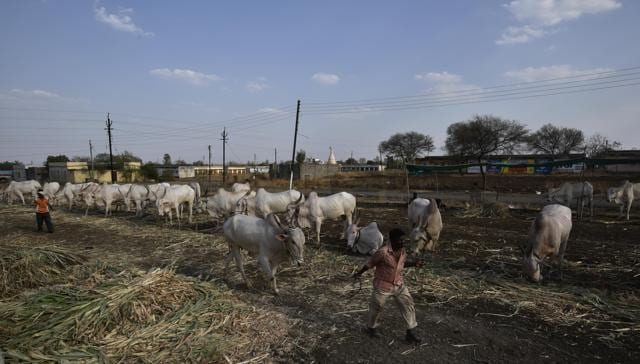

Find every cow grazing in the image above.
[408,197,443,254]
[607,181,640,220]
[77,182,100,216]
[231,181,251,193]
[92,183,127,217]
[345,210,384,255]
[255,188,305,218]
[5,180,41,204]
[287,191,356,245]
[521,204,572,282]
[156,184,196,224]
[205,188,254,218]
[125,184,151,216]
[223,213,305,294]
[547,181,593,217]
[42,182,61,201]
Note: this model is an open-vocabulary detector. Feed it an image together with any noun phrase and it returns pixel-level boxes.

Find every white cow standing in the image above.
[42,182,61,202]
[148,183,171,203]
[408,197,443,254]
[156,184,196,224]
[94,183,127,217]
[5,180,41,204]
[125,184,151,216]
[287,191,357,245]
[231,181,251,193]
[205,188,254,218]
[521,204,572,282]
[223,213,305,294]
[547,181,593,217]
[345,210,384,255]
[607,181,640,220]
[255,188,305,218]
[78,182,100,216]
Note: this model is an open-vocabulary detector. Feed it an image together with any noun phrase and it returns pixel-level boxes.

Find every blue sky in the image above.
[1,0,639,164]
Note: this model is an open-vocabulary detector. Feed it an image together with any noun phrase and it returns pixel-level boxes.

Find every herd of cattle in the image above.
[0,178,638,291]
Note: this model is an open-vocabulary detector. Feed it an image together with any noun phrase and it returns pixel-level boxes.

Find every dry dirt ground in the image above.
[1,200,639,363]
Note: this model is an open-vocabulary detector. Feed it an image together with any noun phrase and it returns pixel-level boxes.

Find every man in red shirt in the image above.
[34,189,54,233]
[354,228,422,343]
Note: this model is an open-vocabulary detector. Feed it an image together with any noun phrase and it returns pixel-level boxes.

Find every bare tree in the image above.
[528,124,584,159]
[445,115,528,189]
[379,131,435,163]
[584,133,622,157]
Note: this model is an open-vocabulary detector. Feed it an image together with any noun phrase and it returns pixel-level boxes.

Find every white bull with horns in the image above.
[345,209,384,255]
[547,181,593,217]
[223,213,305,294]
[205,188,254,218]
[408,197,443,254]
[521,204,572,282]
[607,180,640,220]
[287,191,356,245]
[255,188,305,218]
[5,180,41,204]
[155,184,196,224]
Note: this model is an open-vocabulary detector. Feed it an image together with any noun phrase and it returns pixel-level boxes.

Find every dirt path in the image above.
[1,204,638,363]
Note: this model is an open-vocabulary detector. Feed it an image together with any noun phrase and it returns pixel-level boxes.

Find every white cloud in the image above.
[10,88,60,99]
[246,79,269,93]
[258,107,285,113]
[504,65,613,82]
[94,3,154,37]
[149,68,222,86]
[414,71,479,93]
[311,73,340,85]
[495,25,549,45]
[504,0,621,26]
[497,0,621,45]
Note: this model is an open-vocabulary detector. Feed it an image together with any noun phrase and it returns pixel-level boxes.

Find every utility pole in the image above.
[273,148,278,178]
[289,99,301,190]
[89,139,94,181]
[208,144,212,183]
[220,127,228,185]
[105,113,116,183]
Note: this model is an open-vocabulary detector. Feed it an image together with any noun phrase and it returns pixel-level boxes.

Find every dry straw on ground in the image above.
[0,245,289,363]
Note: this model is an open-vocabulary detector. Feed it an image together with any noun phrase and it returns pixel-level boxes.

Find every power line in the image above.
[305,66,640,106]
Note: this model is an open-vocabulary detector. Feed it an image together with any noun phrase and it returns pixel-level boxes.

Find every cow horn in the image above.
[160,186,167,199]
[294,192,303,205]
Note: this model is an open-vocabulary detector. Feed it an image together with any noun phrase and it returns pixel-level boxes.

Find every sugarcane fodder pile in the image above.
[0,247,289,363]
[0,245,85,298]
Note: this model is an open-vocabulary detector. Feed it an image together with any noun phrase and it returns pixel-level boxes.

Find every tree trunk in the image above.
[478,158,486,190]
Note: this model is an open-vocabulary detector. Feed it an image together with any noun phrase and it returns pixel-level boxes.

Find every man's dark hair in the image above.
[389,228,405,242]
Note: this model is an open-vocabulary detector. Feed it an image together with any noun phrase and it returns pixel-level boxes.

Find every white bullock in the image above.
[94,183,128,217]
[5,180,41,204]
[287,191,356,245]
[547,181,593,217]
[231,181,251,193]
[205,188,253,218]
[42,182,61,201]
[521,204,572,282]
[125,184,151,216]
[408,197,443,253]
[255,188,305,218]
[77,182,100,216]
[156,185,196,224]
[223,213,305,294]
[345,211,384,255]
[607,181,640,220]
[148,183,171,203]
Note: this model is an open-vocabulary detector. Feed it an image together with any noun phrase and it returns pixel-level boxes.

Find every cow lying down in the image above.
[223,213,305,294]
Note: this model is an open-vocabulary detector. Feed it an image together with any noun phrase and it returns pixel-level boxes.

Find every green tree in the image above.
[296,150,306,164]
[163,153,172,165]
[445,115,528,189]
[193,160,205,166]
[140,162,159,181]
[527,124,584,159]
[0,160,20,170]
[378,131,435,163]
[46,155,70,164]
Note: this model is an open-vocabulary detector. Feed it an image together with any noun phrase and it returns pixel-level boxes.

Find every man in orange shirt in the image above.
[354,227,422,343]
[34,189,54,233]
